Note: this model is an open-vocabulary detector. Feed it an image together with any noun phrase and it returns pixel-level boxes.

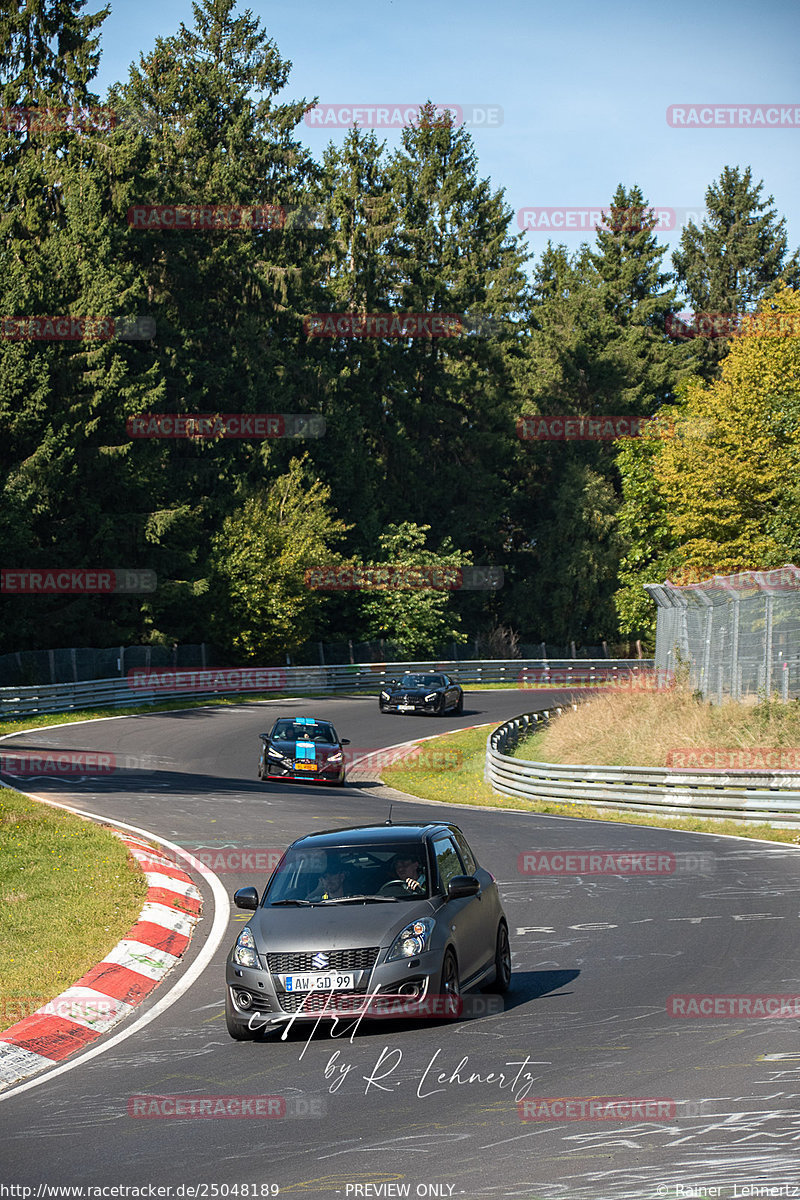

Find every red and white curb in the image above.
[0,831,201,1091]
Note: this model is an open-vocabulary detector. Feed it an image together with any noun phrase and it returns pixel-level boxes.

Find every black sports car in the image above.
[379,672,463,716]
[224,820,511,1037]
[258,716,350,786]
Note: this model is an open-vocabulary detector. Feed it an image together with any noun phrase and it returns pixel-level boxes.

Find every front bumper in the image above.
[262,760,345,784]
[380,697,441,715]
[226,947,443,1027]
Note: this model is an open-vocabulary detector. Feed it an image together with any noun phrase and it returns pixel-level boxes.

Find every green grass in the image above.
[0,787,148,1031]
[380,724,800,847]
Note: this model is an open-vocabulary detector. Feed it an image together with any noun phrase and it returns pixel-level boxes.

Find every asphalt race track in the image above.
[3,691,800,1200]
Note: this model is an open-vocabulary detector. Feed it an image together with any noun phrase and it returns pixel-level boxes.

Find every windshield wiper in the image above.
[316,894,399,905]
[270,898,316,906]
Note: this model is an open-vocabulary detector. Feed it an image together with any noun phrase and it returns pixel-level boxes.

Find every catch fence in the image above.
[644,567,800,701]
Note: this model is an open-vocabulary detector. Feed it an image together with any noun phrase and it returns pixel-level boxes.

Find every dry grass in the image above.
[380,715,800,847]
[517,688,800,767]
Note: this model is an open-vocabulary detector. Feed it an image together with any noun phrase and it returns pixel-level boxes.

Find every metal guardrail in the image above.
[0,659,654,720]
[486,709,800,827]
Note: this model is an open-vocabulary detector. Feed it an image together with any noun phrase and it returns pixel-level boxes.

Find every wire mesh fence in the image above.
[645,566,800,701]
[0,636,642,686]
[0,643,216,687]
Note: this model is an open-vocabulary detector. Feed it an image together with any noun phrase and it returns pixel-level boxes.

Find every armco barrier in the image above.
[0,659,653,720]
[486,710,800,827]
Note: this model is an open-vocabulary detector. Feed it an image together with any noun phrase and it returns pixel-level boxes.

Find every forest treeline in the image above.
[1,0,799,661]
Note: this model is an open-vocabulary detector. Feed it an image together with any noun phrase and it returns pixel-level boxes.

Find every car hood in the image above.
[248,897,437,951]
[270,738,339,756]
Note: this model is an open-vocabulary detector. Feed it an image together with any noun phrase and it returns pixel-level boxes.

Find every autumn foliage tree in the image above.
[615,287,800,637]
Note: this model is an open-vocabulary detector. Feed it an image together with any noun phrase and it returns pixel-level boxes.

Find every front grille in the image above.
[278,989,370,1014]
[267,946,380,974]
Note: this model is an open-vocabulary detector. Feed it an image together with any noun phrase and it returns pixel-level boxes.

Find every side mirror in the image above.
[340,738,351,745]
[447,875,480,899]
[233,886,259,910]
[259,734,269,743]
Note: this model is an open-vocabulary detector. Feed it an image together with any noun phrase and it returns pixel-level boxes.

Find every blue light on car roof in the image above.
[295,717,317,725]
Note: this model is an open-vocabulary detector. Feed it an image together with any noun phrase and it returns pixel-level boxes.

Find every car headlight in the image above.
[424,693,438,703]
[326,751,343,764]
[267,746,285,760]
[233,926,259,968]
[380,691,390,700]
[387,917,435,961]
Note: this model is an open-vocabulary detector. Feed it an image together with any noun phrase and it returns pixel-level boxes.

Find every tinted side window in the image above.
[451,829,477,875]
[432,835,464,891]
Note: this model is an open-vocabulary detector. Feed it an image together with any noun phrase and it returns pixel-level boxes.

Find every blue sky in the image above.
[94,0,800,273]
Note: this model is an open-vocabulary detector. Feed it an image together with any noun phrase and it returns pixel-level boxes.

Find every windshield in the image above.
[399,674,444,688]
[265,843,430,903]
[271,719,337,743]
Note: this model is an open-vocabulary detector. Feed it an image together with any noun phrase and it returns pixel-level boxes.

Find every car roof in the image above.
[271,716,332,725]
[287,822,456,850]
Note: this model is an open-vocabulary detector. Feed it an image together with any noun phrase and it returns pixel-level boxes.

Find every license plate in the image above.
[398,704,415,712]
[294,762,318,771]
[283,972,357,992]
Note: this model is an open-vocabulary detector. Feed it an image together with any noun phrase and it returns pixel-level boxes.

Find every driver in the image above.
[391,850,426,894]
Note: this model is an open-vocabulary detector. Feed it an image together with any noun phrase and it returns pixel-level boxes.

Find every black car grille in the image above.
[267,947,380,974]
[278,989,371,1014]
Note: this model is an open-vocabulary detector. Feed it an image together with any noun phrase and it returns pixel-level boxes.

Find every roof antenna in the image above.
[385,804,393,825]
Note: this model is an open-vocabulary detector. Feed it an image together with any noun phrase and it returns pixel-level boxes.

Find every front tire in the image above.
[439,949,461,1015]
[492,923,511,993]
[454,693,463,715]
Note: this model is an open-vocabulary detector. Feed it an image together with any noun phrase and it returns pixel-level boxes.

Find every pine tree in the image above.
[672,166,800,379]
